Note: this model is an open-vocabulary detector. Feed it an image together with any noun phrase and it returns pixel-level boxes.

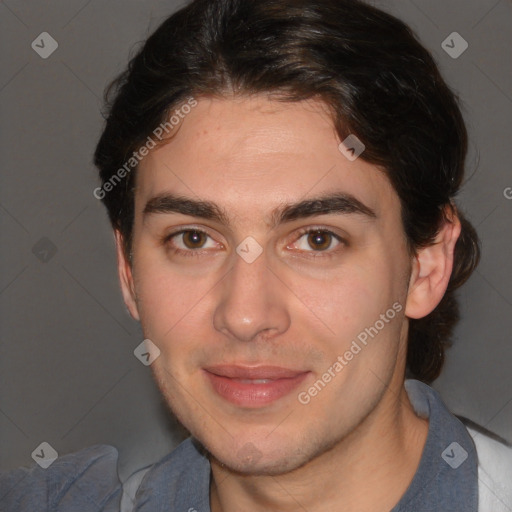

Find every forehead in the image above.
[135,96,397,221]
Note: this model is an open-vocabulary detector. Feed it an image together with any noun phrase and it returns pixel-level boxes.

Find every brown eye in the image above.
[182,230,208,249]
[290,228,344,255]
[307,231,334,251]
[164,228,221,257]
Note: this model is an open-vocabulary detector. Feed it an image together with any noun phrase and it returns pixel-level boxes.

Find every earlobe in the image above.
[405,208,461,320]
[114,230,140,321]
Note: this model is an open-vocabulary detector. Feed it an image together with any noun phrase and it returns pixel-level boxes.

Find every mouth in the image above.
[203,365,310,408]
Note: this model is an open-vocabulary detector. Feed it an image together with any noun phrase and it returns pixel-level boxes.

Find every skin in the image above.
[116,95,461,512]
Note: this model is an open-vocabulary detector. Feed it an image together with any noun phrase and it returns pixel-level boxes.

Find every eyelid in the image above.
[163,225,219,242]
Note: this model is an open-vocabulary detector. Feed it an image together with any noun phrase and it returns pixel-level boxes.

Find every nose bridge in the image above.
[213,249,290,342]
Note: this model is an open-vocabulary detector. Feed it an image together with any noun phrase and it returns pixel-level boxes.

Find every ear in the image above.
[114,230,140,321]
[405,207,461,319]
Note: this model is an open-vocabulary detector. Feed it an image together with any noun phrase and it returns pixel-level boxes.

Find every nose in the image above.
[213,249,291,343]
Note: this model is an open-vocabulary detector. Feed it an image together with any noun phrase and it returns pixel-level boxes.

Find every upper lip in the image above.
[204,365,308,380]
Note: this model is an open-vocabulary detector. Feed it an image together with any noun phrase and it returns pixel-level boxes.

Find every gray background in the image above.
[1,0,511,482]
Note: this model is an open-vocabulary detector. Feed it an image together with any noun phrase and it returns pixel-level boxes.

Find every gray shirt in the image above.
[0,379,479,511]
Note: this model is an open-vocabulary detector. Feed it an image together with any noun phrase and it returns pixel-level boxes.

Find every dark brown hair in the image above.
[94,0,480,383]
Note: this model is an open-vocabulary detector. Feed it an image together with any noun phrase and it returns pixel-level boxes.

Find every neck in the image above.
[209,379,429,512]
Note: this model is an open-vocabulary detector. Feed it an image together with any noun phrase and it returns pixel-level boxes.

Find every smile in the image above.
[203,365,310,408]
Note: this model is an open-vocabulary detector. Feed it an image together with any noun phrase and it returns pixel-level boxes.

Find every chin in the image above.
[211,447,306,476]
[203,434,322,477]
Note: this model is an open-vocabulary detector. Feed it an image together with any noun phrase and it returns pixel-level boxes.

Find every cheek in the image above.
[288,260,396,336]
[287,257,407,387]
[133,260,214,355]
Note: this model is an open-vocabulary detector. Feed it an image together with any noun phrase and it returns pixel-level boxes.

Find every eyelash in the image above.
[162,226,346,259]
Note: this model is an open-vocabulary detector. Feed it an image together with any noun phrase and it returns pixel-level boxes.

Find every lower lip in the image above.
[204,371,310,408]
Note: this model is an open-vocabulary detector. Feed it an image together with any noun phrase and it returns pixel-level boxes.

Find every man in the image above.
[2,0,511,510]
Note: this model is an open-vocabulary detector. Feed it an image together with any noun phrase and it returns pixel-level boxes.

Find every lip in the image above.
[203,365,310,408]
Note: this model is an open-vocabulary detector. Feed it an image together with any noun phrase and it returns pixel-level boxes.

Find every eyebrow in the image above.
[143,191,377,229]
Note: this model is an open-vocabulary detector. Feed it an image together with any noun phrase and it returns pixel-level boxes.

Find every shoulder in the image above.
[125,437,211,511]
[0,444,122,512]
[462,420,512,512]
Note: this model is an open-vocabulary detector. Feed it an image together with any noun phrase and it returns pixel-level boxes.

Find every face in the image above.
[121,96,414,475]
